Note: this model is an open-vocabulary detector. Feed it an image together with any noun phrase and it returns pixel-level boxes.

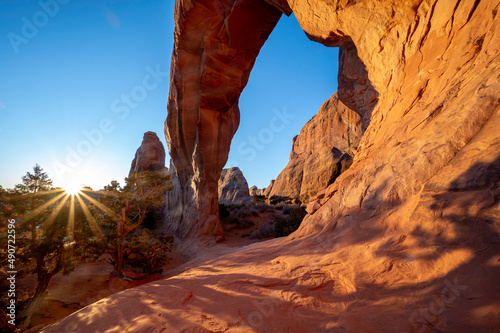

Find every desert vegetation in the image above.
[219,198,307,240]
[0,165,174,330]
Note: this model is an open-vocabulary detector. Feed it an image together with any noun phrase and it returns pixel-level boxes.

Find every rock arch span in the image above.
[164,0,379,242]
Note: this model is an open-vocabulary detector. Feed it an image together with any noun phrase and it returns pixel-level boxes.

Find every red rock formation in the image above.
[164,0,283,240]
[45,0,500,332]
[249,185,258,196]
[267,93,362,203]
[218,167,252,205]
[129,131,167,176]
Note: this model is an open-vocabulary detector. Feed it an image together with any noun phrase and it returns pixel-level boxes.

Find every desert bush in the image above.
[274,207,307,237]
[234,206,258,218]
[126,229,173,275]
[221,216,255,231]
[256,203,273,213]
[249,224,275,239]
[252,195,266,203]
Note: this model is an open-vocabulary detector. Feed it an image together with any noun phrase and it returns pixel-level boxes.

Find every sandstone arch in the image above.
[44,0,500,331]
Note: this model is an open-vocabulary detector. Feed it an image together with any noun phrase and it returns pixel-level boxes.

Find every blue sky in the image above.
[0,0,338,190]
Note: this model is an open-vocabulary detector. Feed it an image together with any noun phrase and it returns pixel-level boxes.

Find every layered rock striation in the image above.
[266,93,362,204]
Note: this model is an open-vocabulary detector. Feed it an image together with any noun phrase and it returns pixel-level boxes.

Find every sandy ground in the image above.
[22,210,277,332]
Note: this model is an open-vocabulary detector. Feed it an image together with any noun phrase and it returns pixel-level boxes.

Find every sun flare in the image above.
[63,183,83,195]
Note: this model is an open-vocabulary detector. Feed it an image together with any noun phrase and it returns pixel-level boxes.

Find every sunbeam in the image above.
[23,191,67,222]
[63,183,83,196]
[79,191,119,220]
[43,194,70,228]
[67,194,75,239]
[75,194,101,235]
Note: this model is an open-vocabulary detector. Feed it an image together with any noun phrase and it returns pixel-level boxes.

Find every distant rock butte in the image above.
[129,131,167,176]
[248,185,258,196]
[45,0,500,332]
[218,167,252,205]
[267,92,362,204]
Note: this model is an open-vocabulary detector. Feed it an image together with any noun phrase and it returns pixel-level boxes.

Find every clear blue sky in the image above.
[0,0,338,190]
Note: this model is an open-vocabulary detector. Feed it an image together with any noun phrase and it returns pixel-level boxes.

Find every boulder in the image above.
[129,132,168,176]
[218,167,252,205]
[248,185,258,196]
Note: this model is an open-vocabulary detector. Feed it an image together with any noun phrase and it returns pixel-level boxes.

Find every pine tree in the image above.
[96,171,172,277]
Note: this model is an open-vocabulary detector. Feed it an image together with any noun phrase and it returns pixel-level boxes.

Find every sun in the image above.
[63,183,83,195]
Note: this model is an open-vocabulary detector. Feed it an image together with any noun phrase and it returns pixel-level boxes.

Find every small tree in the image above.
[96,171,172,277]
[127,229,173,275]
[0,165,88,330]
[15,164,53,245]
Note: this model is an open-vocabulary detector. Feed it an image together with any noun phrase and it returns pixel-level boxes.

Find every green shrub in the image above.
[234,206,258,218]
[221,216,255,231]
[126,229,173,274]
[252,195,266,203]
[250,225,274,239]
[256,203,273,213]
[274,207,307,238]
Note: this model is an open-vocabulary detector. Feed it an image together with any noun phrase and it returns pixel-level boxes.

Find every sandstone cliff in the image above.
[129,131,168,176]
[45,0,500,332]
[218,167,252,205]
[267,93,362,203]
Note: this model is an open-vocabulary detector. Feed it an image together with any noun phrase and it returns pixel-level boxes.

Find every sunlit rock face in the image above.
[249,185,258,196]
[164,0,283,241]
[267,93,362,204]
[45,1,500,332]
[129,131,168,176]
[218,167,252,205]
[129,131,168,227]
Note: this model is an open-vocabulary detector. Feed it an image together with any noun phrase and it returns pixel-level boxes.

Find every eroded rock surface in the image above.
[249,185,258,196]
[45,0,500,332]
[218,167,252,205]
[129,131,168,176]
[164,0,283,241]
[267,93,362,203]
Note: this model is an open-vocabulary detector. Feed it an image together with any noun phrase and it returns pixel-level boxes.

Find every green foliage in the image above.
[127,229,173,274]
[256,202,273,213]
[94,171,173,277]
[234,206,259,218]
[14,164,53,194]
[0,165,94,327]
[274,207,307,238]
[252,195,266,203]
[249,225,274,239]
[221,216,255,231]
